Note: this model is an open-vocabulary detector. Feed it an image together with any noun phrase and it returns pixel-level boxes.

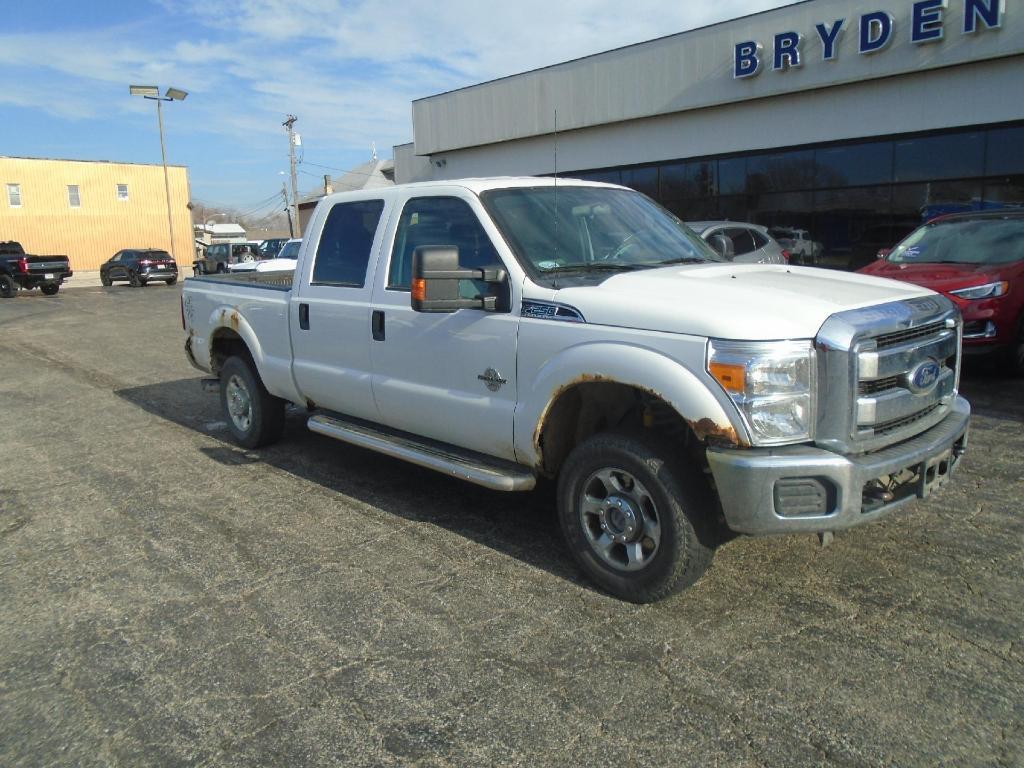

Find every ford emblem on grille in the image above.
[907,359,941,394]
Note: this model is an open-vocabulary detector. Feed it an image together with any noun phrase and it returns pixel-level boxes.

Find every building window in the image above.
[7,183,21,207]
[68,185,81,208]
[117,183,129,201]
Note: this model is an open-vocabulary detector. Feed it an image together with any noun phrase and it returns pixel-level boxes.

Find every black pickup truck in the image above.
[0,241,73,297]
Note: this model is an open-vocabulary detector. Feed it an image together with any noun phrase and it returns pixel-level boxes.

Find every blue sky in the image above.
[0,0,792,213]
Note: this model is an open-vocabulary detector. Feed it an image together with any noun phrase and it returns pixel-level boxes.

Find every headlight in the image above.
[707,339,816,446]
[949,281,1008,300]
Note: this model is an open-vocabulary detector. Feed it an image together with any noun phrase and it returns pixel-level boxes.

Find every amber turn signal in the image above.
[411,278,426,302]
[709,361,746,394]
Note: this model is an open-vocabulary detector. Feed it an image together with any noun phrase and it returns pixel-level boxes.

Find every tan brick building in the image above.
[0,156,192,271]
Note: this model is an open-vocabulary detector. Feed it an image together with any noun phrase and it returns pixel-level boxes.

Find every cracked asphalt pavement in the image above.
[1,285,1021,767]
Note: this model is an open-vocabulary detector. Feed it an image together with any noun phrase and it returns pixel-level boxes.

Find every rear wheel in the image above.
[40,283,59,296]
[556,431,715,603]
[0,275,15,298]
[1005,315,1024,378]
[166,276,178,286]
[219,355,286,449]
[128,270,142,287]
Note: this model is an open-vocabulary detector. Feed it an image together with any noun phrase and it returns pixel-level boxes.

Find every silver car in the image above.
[685,221,788,264]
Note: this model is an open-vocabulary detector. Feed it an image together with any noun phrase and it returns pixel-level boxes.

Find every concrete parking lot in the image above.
[1,284,1021,767]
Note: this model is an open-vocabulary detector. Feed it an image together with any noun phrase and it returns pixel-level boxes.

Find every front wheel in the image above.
[100,274,112,287]
[1005,314,1024,378]
[0,274,15,298]
[556,432,715,603]
[219,356,286,449]
[40,283,60,296]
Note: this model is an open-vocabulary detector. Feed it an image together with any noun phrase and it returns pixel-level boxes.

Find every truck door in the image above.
[289,197,389,421]
[368,194,519,461]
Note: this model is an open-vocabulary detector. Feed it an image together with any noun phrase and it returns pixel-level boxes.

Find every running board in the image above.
[307,414,536,492]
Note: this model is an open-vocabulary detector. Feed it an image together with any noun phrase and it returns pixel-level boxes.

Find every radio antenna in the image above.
[553,108,558,265]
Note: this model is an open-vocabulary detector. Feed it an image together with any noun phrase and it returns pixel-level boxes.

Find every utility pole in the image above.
[283,114,301,237]
[281,182,294,238]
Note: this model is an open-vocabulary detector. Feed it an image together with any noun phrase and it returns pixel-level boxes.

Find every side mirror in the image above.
[876,248,892,260]
[411,245,507,313]
[707,233,734,259]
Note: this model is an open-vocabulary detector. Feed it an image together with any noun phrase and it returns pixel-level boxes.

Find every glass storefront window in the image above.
[660,161,716,200]
[985,125,1024,176]
[814,186,893,270]
[718,158,746,195]
[746,150,815,193]
[892,180,986,222]
[982,176,1024,209]
[620,166,659,198]
[815,141,893,187]
[894,131,984,183]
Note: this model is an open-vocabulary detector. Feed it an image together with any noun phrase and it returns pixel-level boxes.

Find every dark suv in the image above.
[100,249,179,287]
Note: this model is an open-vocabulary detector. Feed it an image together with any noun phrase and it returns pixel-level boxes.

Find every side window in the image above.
[388,196,500,293]
[208,244,225,261]
[750,230,769,249]
[312,199,385,287]
[726,228,757,255]
[110,252,121,263]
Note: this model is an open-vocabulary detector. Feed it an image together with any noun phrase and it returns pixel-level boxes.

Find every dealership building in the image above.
[394,0,1023,268]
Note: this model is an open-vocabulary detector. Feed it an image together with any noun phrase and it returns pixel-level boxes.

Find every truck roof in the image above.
[317,176,623,205]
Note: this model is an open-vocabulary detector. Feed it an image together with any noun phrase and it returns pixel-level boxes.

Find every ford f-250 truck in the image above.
[0,241,73,297]
[182,178,970,603]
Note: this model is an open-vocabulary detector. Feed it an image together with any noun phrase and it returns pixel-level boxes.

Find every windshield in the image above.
[888,217,1024,265]
[481,186,722,283]
[142,251,172,261]
[277,241,300,259]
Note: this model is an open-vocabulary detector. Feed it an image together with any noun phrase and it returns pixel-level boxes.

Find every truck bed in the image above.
[187,270,294,291]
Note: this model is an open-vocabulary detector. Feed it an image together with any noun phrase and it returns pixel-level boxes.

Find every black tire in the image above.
[0,274,15,298]
[216,263,227,274]
[557,431,715,603]
[1005,314,1024,378]
[40,283,59,296]
[100,274,113,287]
[128,270,142,287]
[166,276,178,286]
[219,355,286,449]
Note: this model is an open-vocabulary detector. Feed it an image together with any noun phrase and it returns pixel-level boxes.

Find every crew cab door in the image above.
[289,196,390,421]
[368,194,519,460]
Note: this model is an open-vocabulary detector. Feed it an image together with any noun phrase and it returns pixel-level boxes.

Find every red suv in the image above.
[859,210,1024,376]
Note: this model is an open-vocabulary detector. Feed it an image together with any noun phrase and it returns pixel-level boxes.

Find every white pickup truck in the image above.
[182,178,970,602]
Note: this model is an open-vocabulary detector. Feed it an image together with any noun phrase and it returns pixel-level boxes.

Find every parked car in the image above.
[0,241,73,298]
[685,221,788,264]
[859,209,1024,375]
[194,242,262,274]
[768,227,821,265]
[100,249,178,287]
[260,238,290,259]
[229,238,302,273]
[182,178,969,603]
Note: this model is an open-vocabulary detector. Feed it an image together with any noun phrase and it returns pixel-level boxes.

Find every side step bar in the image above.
[307,413,536,492]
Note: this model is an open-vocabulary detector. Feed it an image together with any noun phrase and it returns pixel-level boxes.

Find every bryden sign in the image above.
[734,0,1005,78]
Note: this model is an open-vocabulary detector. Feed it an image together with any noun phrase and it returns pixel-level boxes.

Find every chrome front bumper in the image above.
[706,396,970,535]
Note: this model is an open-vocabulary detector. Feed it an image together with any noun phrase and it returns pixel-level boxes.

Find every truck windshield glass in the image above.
[888,218,1024,265]
[278,241,300,259]
[481,186,722,281]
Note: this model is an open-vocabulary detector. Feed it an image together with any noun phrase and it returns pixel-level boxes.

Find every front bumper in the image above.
[706,396,970,535]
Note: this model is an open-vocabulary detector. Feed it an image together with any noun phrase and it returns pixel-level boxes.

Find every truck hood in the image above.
[552,264,934,340]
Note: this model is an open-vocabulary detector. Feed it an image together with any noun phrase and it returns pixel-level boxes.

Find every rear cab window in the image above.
[312,199,387,287]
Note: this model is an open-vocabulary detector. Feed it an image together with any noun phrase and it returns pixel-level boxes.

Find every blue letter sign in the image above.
[815,19,846,60]
[912,0,947,43]
[964,0,1004,33]
[860,11,895,53]
[734,41,763,78]
[773,31,803,70]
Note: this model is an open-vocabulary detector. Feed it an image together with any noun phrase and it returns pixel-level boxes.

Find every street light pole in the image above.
[130,85,188,263]
[155,97,175,263]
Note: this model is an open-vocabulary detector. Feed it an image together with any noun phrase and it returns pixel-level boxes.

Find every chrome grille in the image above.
[816,297,961,454]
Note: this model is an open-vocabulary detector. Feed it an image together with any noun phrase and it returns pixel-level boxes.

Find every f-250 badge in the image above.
[477,368,507,392]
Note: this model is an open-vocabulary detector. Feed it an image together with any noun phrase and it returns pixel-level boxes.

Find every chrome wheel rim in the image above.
[225,375,253,433]
[579,467,661,572]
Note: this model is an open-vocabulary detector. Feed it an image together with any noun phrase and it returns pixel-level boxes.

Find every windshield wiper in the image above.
[643,257,709,266]
[540,262,653,275]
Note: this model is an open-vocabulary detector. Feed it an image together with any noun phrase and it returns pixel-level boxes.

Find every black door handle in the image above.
[299,303,310,330]
[371,310,385,341]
